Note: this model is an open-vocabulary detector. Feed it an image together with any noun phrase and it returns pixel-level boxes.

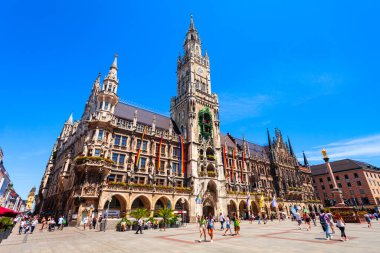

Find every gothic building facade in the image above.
[37,17,320,224]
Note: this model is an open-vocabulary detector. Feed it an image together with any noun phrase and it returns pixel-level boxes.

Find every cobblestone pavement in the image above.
[1,220,379,253]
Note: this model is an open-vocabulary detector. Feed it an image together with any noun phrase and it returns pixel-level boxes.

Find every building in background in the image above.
[311,159,380,209]
[26,186,36,212]
[37,17,319,225]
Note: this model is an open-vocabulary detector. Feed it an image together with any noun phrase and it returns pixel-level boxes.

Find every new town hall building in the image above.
[36,17,320,224]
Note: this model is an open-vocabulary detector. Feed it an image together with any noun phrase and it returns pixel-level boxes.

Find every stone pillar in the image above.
[322,150,345,207]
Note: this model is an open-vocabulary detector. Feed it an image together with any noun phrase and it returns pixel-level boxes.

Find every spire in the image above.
[303,151,310,167]
[287,136,294,156]
[267,128,272,148]
[204,50,209,58]
[105,54,118,80]
[189,14,194,30]
[111,53,118,70]
[66,113,73,124]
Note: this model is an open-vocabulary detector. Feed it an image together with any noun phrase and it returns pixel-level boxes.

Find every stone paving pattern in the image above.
[1,220,379,253]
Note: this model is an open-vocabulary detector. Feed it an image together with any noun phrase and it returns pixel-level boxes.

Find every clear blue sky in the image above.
[1,0,379,199]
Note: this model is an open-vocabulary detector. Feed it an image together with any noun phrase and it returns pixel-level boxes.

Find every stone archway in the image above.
[239,200,248,219]
[131,195,151,211]
[227,200,237,217]
[154,196,171,211]
[174,198,190,223]
[103,194,127,218]
[203,198,215,217]
[202,180,218,216]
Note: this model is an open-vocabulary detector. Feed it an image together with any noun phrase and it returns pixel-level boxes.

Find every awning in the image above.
[0,207,19,217]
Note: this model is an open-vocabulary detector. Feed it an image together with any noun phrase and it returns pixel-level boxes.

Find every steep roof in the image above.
[115,102,172,130]
[310,159,379,176]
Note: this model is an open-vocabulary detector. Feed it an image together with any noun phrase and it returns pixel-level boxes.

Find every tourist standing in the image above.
[294,211,302,230]
[58,216,64,230]
[320,211,332,240]
[207,215,215,242]
[92,216,97,229]
[257,214,261,224]
[310,211,317,226]
[40,217,46,230]
[83,216,88,230]
[135,217,143,234]
[233,214,241,236]
[364,213,372,228]
[335,213,348,241]
[30,217,38,234]
[198,215,207,242]
[219,212,225,230]
[223,215,232,236]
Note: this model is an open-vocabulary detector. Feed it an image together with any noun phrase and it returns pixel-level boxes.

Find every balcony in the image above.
[106,182,192,194]
[74,156,114,171]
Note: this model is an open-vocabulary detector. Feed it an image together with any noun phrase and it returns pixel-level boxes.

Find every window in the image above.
[359,189,365,194]
[140,157,147,168]
[354,173,359,178]
[312,179,315,183]
[136,140,148,150]
[349,190,354,195]
[337,183,342,188]
[99,102,103,110]
[347,182,352,187]
[116,175,123,182]
[335,176,340,180]
[329,184,333,189]
[94,149,100,156]
[319,178,323,183]
[105,102,110,110]
[377,189,379,194]
[121,136,127,147]
[344,175,349,179]
[323,192,328,198]
[107,174,115,182]
[327,177,331,182]
[114,135,121,145]
[172,147,180,157]
[321,185,325,190]
[119,154,125,164]
[357,181,362,186]
[112,153,118,163]
[98,130,103,140]
[172,162,178,173]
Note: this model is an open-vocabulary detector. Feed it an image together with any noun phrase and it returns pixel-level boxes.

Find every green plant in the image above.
[155,207,174,220]
[0,217,13,230]
[130,208,149,219]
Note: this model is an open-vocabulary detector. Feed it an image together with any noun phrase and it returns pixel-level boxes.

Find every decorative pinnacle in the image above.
[111,53,118,69]
[322,148,328,159]
[189,14,194,30]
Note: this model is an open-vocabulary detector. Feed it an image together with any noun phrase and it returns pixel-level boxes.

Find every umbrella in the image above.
[0,207,19,217]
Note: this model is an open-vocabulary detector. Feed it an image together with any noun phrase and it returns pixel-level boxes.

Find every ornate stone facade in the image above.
[36,17,320,224]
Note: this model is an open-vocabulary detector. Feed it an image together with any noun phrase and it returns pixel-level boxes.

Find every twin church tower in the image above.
[36,16,319,225]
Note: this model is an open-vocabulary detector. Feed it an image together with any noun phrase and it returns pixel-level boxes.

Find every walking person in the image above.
[320,211,332,240]
[310,211,317,226]
[223,215,233,236]
[233,214,241,236]
[30,217,38,234]
[335,214,348,241]
[219,212,225,230]
[257,214,261,224]
[135,217,143,234]
[305,213,312,231]
[92,216,97,229]
[263,214,268,224]
[364,213,372,228]
[207,215,215,242]
[326,211,335,234]
[19,218,25,235]
[198,215,207,242]
[294,211,302,230]
[58,216,64,230]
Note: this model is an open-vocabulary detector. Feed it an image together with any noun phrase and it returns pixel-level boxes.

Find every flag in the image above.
[179,135,185,174]
[156,133,164,174]
[231,147,236,181]
[271,196,277,208]
[195,193,202,204]
[222,144,228,179]
[134,126,147,169]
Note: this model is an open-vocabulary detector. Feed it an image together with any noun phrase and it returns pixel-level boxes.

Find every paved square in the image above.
[1,220,379,253]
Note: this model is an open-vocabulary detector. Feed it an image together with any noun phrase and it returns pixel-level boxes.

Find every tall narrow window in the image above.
[112,153,118,163]
[119,154,125,164]
[140,157,147,168]
[105,102,110,110]
[98,130,103,140]
[114,135,121,145]
[121,136,127,147]
[94,149,101,157]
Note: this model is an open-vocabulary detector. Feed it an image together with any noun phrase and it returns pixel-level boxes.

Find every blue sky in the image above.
[1,0,379,199]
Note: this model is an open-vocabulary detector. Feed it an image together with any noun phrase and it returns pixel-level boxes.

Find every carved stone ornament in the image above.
[84,185,96,195]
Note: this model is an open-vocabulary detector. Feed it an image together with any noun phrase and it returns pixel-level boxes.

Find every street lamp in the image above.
[104,196,113,232]
[181,198,185,224]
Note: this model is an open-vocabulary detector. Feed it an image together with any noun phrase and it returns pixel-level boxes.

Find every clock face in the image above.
[197,66,204,74]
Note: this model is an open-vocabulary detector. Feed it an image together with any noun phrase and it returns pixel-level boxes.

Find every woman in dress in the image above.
[223,215,232,236]
[198,215,207,242]
[207,215,215,242]
[234,213,241,236]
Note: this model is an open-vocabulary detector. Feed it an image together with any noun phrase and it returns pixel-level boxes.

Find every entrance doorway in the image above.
[203,204,214,217]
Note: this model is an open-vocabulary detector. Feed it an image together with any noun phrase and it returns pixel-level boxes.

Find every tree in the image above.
[155,207,174,220]
[130,208,149,219]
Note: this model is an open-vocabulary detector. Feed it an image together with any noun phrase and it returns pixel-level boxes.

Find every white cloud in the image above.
[299,134,380,165]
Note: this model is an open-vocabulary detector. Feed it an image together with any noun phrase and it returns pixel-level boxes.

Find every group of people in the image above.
[14,215,67,234]
[15,216,38,234]
[197,213,241,243]
[82,216,98,230]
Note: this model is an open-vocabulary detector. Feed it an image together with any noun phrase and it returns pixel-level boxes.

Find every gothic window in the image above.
[114,135,121,145]
[98,130,103,140]
[105,102,110,110]
[94,149,100,157]
[99,102,103,110]
[201,83,206,91]
[198,107,213,139]
[195,81,200,90]
[140,157,147,169]
[121,136,127,147]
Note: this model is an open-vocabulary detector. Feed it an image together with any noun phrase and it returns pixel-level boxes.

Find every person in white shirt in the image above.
[135,217,143,234]
[19,219,25,235]
[219,213,225,230]
[83,217,88,230]
[58,216,64,230]
[31,217,38,234]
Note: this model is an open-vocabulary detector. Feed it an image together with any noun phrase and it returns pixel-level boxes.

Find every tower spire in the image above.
[66,113,73,124]
[267,128,272,148]
[189,14,194,30]
[105,54,118,81]
[287,136,294,156]
[303,151,309,167]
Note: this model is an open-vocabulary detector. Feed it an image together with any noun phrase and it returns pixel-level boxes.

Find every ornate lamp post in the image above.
[322,149,345,207]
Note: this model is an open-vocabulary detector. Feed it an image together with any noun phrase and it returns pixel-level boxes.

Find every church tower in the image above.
[170,16,225,216]
[26,186,36,212]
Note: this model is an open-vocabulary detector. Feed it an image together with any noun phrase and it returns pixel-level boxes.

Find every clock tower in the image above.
[170,16,226,217]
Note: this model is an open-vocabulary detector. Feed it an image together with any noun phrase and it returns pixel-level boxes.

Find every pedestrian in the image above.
[198,215,207,242]
[320,211,332,240]
[206,215,215,242]
[335,213,348,241]
[135,217,143,234]
[257,214,261,224]
[83,216,88,230]
[233,214,241,236]
[58,216,64,230]
[219,212,225,230]
[19,218,25,235]
[374,212,378,221]
[30,217,38,234]
[326,211,335,234]
[92,216,97,229]
[319,210,327,232]
[305,213,311,231]
[364,213,372,228]
[294,211,302,230]
[223,215,233,236]
[24,219,31,234]
[40,217,46,230]
[310,211,317,226]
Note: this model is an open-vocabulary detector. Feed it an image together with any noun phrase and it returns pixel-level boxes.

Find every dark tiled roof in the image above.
[115,102,171,130]
[310,159,378,176]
